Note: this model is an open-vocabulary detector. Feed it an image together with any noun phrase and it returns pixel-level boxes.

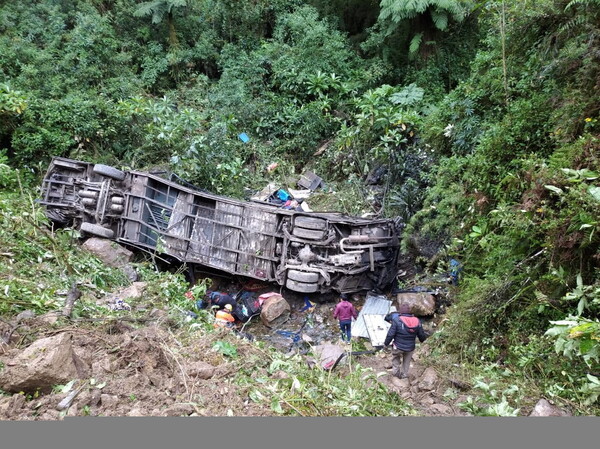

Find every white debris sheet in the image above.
[363,314,391,347]
[352,293,392,339]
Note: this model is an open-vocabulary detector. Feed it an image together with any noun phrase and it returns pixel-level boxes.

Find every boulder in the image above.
[397,292,436,316]
[0,333,81,393]
[529,399,571,417]
[260,293,291,327]
[417,367,438,391]
[113,282,147,301]
[16,310,35,322]
[188,361,215,380]
[82,237,133,268]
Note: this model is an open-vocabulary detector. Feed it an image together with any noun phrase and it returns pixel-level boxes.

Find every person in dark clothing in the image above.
[205,291,237,311]
[333,293,358,343]
[383,303,428,379]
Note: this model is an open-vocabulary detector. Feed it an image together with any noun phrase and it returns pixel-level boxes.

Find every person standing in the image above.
[333,293,358,343]
[383,303,428,379]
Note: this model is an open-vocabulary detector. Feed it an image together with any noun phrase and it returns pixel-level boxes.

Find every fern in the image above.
[409,33,424,56]
[431,9,449,31]
[565,0,600,11]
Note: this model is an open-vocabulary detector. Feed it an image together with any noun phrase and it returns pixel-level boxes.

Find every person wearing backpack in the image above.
[383,303,428,379]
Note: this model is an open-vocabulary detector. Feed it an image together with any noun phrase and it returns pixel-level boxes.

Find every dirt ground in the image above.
[0,288,468,419]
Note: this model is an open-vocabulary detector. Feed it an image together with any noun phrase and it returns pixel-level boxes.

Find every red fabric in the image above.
[399,316,419,328]
[333,301,358,322]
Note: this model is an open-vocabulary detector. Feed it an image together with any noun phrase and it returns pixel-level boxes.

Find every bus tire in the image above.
[286,279,318,293]
[292,227,326,240]
[287,269,319,283]
[93,164,126,181]
[80,222,115,239]
[294,216,327,230]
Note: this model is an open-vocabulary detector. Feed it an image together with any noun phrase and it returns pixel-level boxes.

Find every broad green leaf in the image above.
[544,185,563,195]
[589,186,600,202]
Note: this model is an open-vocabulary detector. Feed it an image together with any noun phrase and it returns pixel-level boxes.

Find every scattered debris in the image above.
[312,343,345,370]
[352,293,392,344]
[56,381,87,411]
[297,170,324,191]
[108,299,132,311]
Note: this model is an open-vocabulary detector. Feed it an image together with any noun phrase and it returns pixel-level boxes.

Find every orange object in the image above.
[214,310,235,328]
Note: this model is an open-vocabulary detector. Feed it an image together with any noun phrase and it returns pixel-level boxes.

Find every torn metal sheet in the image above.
[363,314,391,347]
[352,293,392,339]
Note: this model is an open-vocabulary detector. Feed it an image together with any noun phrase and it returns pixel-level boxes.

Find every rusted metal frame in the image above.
[120,211,280,263]
[143,200,167,232]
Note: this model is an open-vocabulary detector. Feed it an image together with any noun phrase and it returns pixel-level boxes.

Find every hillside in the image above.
[1,0,599,416]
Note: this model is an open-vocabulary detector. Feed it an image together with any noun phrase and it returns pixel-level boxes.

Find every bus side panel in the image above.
[186,199,242,274]
[212,202,243,273]
[235,207,279,281]
[162,192,192,259]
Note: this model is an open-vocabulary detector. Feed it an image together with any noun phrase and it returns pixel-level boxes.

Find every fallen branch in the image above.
[62,283,82,318]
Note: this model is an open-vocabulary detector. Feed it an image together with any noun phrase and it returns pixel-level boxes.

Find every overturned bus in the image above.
[40,157,401,294]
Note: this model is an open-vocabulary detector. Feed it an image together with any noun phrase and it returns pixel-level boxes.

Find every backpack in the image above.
[234,292,262,322]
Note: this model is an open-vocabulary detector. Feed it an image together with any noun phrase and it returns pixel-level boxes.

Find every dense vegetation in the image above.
[1,0,599,414]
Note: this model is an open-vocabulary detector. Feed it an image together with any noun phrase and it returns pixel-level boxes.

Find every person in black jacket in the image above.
[383,303,428,379]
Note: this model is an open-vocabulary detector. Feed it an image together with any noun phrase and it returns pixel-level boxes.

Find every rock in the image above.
[163,403,194,416]
[7,394,26,416]
[271,370,290,380]
[90,390,102,408]
[100,394,120,409]
[0,333,81,393]
[188,361,215,380]
[16,310,35,322]
[109,282,148,302]
[121,264,139,282]
[38,312,61,325]
[430,403,453,415]
[391,377,410,389]
[421,395,435,405]
[0,396,11,418]
[39,410,60,420]
[397,293,436,316]
[529,399,571,417]
[127,407,145,417]
[260,293,291,327]
[82,238,133,268]
[417,367,438,391]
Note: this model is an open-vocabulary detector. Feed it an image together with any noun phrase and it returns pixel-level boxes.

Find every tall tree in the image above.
[377,0,473,57]
[134,0,188,48]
